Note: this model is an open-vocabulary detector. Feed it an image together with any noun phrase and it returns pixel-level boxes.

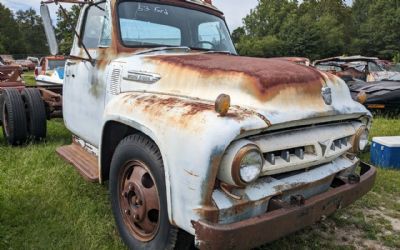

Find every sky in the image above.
[0,0,258,30]
[0,0,352,31]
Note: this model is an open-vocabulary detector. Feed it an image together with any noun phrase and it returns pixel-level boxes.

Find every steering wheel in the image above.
[195,41,216,50]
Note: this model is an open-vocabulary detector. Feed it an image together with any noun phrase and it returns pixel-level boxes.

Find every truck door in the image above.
[63,2,110,147]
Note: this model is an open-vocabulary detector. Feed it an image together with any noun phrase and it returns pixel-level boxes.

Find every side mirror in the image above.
[40,4,59,56]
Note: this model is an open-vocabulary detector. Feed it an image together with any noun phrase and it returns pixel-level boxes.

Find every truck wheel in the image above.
[110,134,179,250]
[1,88,27,145]
[21,88,46,140]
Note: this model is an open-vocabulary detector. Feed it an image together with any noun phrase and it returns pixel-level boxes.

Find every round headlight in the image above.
[232,145,263,186]
[352,126,369,153]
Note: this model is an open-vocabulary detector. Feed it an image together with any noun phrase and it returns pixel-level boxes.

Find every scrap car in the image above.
[0,61,63,145]
[346,79,400,110]
[34,56,66,85]
[40,0,376,249]
[15,59,36,71]
[314,56,400,82]
[314,56,400,110]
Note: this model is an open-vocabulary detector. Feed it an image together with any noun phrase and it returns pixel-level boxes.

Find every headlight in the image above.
[218,141,264,187]
[352,126,369,153]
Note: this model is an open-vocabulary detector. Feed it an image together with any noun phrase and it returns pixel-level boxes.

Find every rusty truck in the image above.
[40,0,376,249]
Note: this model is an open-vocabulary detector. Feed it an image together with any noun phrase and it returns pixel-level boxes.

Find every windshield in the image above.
[47,60,66,70]
[118,1,236,54]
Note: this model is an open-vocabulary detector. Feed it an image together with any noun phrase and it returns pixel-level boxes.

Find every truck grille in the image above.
[249,123,357,175]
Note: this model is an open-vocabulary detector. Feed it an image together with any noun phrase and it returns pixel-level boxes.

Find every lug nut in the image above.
[129,184,134,191]
[136,199,143,206]
[134,214,140,220]
[124,209,131,216]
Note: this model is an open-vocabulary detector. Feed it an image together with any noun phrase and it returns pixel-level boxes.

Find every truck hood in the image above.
[118,53,369,127]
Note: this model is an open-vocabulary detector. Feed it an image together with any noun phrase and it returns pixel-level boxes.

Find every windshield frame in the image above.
[116,0,236,54]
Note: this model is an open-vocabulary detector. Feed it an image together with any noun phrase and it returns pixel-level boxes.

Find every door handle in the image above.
[66,61,76,66]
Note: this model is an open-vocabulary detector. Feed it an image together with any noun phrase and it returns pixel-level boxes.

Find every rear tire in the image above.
[1,88,27,145]
[109,134,179,250]
[21,88,46,140]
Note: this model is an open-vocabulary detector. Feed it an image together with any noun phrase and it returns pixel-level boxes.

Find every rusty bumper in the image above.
[192,162,376,250]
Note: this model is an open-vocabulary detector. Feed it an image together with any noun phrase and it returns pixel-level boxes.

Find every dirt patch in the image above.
[366,209,400,232]
[334,226,392,250]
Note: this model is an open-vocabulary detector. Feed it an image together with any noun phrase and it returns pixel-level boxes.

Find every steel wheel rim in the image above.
[118,160,160,242]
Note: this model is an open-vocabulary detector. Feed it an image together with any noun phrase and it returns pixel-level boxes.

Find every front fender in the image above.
[102,92,268,233]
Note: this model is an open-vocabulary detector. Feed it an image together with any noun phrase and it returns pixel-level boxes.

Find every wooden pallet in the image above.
[57,143,99,182]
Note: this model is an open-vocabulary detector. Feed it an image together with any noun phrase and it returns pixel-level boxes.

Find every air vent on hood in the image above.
[108,65,122,95]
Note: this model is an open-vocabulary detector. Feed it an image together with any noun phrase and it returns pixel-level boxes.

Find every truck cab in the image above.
[41,0,376,249]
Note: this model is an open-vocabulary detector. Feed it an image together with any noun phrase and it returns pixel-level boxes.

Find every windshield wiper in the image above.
[203,50,236,55]
[134,46,191,55]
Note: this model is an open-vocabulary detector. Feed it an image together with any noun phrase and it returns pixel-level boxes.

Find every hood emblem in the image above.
[321,87,332,105]
[123,70,161,84]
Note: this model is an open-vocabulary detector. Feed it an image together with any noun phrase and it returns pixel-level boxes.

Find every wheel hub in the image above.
[119,160,160,242]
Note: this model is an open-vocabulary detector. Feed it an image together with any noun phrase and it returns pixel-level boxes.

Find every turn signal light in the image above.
[215,94,230,116]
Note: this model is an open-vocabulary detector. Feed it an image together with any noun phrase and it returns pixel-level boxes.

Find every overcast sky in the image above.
[0,0,352,31]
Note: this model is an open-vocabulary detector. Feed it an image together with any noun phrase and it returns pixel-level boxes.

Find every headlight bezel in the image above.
[231,144,264,187]
[352,126,369,153]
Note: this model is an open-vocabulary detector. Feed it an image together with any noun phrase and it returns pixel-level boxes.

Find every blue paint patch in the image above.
[55,67,65,80]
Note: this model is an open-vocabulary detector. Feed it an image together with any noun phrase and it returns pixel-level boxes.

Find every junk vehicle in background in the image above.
[40,0,376,249]
[314,56,400,111]
[0,60,62,145]
[35,56,66,86]
[15,59,36,71]
[345,78,400,111]
[314,56,400,82]
[27,57,40,67]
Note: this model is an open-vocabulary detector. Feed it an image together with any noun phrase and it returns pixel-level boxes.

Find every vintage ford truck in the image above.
[40,0,376,249]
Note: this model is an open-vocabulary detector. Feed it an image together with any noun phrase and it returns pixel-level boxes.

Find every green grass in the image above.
[22,71,36,86]
[0,85,399,249]
[0,120,125,249]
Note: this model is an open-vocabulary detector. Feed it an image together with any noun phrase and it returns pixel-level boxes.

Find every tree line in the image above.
[0,3,80,58]
[1,1,399,61]
[232,0,400,61]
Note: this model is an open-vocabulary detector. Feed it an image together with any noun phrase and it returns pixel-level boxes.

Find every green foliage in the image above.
[236,0,400,60]
[0,3,80,56]
[393,52,400,63]
[0,3,25,55]
[15,8,48,55]
[55,5,81,55]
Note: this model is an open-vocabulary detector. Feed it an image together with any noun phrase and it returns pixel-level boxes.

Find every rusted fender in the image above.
[102,92,268,234]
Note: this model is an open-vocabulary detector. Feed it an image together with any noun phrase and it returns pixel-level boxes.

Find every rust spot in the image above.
[148,54,327,103]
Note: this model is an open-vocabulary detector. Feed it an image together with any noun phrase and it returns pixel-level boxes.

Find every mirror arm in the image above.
[59,4,95,66]
[66,55,95,63]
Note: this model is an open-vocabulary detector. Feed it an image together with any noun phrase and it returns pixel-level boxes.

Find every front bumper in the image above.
[192,162,376,250]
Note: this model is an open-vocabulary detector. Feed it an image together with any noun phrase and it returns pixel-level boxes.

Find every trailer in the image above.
[0,65,62,145]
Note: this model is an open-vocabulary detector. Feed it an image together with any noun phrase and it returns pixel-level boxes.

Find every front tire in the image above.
[109,134,178,250]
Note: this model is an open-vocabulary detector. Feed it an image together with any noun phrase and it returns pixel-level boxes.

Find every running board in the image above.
[57,143,99,182]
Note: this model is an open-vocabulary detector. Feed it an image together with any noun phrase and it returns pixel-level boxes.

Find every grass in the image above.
[0,72,399,249]
[22,70,36,86]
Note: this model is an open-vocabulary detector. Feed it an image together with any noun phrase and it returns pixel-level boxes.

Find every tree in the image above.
[55,5,81,54]
[0,3,25,55]
[351,0,400,59]
[234,0,352,60]
[15,8,48,55]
